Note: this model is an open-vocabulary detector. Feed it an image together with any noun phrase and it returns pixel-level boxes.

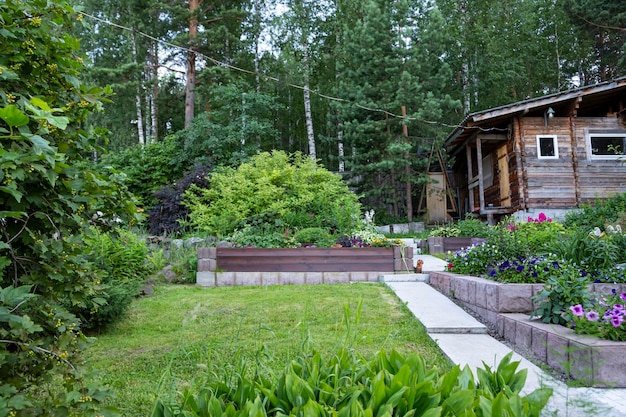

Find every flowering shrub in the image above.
[527,212,552,223]
[447,242,500,275]
[569,291,626,341]
[487,256,573,284]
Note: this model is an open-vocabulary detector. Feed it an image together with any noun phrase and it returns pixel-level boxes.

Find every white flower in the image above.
[590,227,602,237]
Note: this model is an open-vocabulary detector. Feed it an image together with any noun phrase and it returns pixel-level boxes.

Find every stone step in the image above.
[386,281,487,334]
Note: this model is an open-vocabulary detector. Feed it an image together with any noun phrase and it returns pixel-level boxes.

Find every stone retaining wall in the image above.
[430,271,626,387]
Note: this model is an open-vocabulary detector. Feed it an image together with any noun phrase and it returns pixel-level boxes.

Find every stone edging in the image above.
[429,271,626,388]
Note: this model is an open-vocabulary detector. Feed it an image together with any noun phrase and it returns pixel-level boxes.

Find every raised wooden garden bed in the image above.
[429,271,626,387]
[427,237,486,255]
[196,246,413,287]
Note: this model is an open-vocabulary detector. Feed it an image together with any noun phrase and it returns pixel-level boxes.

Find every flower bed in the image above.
[429,271,626,387]
[427,237,486,255]
[196,246,413,286]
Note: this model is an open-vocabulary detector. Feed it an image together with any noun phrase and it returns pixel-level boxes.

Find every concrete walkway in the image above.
[383,255,626,417]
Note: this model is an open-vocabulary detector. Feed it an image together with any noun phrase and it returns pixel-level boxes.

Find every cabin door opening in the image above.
[497,145,511,206]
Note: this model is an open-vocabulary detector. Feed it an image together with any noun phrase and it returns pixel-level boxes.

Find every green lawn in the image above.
[85,283,451,416]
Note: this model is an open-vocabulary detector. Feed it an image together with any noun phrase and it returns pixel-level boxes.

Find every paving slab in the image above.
[379,273,429,283]
[386,281,486,334]
[415,254,448,272]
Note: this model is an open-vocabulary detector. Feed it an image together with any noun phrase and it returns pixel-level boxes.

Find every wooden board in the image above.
[216,247,395,272]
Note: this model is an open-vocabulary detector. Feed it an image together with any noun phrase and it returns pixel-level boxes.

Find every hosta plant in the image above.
[151,349,552,417]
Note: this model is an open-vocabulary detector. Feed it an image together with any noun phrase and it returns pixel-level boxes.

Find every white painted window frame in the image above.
[536,135,559,159]
[586,130,626,160]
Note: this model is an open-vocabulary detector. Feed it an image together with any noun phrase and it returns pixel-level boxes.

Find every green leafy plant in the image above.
[184,151,361,239]
[564,193,626,230]
[457,217,490,237]
[294,227,334,247]
[151,349,551,417]
[72,228,153,330]
[531,270,592,325]
[0,1,139,414]
[429,223,461,237]
[552,227,620,274]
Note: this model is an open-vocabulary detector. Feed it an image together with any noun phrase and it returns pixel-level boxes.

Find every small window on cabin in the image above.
[589,133,626,160]
[536,135,558,159]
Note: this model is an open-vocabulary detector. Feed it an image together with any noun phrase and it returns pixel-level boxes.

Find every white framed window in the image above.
[536,135,558,159]
[587,130,626,160]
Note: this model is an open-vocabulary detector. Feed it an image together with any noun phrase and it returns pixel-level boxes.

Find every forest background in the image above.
[78,0,626,224]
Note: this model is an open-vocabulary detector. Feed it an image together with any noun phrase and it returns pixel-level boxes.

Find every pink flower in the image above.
[586,311,599,321]
[538,212,547,222]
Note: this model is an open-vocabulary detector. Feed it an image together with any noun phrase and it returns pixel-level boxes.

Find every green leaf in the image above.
[46,114,69,130]
[28,135,55,156]
[0,185,23,202]
[30,97,51,111]
[442,390,474,416]
[0,105,29,127]
[0,211,26,220]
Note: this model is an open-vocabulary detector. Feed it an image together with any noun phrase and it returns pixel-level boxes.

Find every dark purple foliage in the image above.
[148,163,212,236]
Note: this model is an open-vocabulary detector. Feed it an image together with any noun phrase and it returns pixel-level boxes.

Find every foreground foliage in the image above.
[0,1,138,415]
[152,349,552,417]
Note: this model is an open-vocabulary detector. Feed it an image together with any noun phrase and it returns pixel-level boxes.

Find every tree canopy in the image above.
[72,0,626,220]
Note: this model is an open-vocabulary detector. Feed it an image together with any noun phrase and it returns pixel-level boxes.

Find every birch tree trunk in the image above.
[185,0,199,129]
[131,30,145,146]
[151,40,159,141]
[302,40,316,160]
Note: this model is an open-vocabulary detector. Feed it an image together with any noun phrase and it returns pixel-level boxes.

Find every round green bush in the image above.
[184,151,362,239]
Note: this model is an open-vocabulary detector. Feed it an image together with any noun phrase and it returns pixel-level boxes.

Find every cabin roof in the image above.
[445,76,626,156]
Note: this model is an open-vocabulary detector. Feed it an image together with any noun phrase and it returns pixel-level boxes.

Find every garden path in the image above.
[384,256,626,417]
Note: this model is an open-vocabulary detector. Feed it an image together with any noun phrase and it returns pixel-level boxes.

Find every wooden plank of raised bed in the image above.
[215,248,395,272]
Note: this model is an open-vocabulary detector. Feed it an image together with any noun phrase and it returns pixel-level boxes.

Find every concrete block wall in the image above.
[499,314,626,388]
[430,271,626,387]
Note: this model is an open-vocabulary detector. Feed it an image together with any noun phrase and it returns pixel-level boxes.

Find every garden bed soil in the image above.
[430,271,626,388]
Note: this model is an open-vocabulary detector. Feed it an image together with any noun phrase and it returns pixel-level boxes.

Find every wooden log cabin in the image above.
[444,77,626,223]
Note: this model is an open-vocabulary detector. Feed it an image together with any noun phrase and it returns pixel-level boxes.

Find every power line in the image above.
[79,11,506,134]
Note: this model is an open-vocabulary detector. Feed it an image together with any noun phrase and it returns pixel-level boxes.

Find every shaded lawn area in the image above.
[85,283,451,416]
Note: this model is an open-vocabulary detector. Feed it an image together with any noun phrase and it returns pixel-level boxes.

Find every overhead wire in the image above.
[79,11,509,134]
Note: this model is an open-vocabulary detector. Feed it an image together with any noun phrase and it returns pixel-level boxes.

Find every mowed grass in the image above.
[85,283,451,416]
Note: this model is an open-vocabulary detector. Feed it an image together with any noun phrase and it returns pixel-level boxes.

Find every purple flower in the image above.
[586,311,600,321]
[614,304,624,312]
[621,293,626,301]
[611,315,624,327]
[570,304,585,317]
